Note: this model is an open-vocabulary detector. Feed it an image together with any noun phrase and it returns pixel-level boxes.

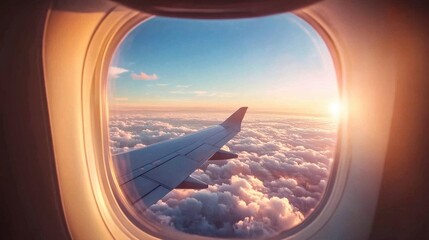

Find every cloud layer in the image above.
[109,111,337,238]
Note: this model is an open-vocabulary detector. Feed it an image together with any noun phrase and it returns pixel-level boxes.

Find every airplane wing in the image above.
[113,107,248,210]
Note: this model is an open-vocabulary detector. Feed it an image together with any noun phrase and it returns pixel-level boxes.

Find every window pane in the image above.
[108,14,339,238]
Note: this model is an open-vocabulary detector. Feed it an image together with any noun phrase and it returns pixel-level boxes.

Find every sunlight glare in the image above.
[330,101,341,118]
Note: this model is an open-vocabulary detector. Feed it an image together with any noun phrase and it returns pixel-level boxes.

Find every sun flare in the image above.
[330,101,342,118]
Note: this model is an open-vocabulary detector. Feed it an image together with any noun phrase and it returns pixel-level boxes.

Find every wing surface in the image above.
[113,107,247,210]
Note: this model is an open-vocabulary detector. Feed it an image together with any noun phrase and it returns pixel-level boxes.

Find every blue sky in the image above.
[108,14,338,115]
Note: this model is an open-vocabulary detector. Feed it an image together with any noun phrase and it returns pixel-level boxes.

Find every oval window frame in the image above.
[81,6,350,240]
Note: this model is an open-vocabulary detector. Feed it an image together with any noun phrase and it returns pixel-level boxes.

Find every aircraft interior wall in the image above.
[1,0,429,239]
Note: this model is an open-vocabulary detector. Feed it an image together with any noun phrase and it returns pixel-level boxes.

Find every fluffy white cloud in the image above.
[131,71,158,80]
[109,111,337,238]
[109,66,128,78]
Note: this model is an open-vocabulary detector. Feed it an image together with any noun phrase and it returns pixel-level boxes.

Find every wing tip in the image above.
[220,107,248,129]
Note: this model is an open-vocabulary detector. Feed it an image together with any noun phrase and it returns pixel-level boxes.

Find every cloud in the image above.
[169,90,185,94]
[176,85,191,88]
[109,66,128,78]
[169,90,207,96]
[109,111,337,237]
[168,90,223,97]
[145,175,304,238]
[156,83,168,87]
[191,90,208,96]
[131,71,158,81]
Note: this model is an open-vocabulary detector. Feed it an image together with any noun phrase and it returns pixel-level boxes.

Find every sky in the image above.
[109,111,337,238]
[108,14,338,116]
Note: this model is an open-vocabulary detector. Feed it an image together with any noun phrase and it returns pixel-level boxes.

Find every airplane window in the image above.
[107,14,339,239]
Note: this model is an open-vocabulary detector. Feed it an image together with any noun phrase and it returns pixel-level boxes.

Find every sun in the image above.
[329,101,342,118]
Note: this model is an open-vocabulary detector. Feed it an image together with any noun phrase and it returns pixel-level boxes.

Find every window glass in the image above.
[108,14,339,238]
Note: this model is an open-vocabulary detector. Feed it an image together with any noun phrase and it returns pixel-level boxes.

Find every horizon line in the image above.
[108,105,333,118]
